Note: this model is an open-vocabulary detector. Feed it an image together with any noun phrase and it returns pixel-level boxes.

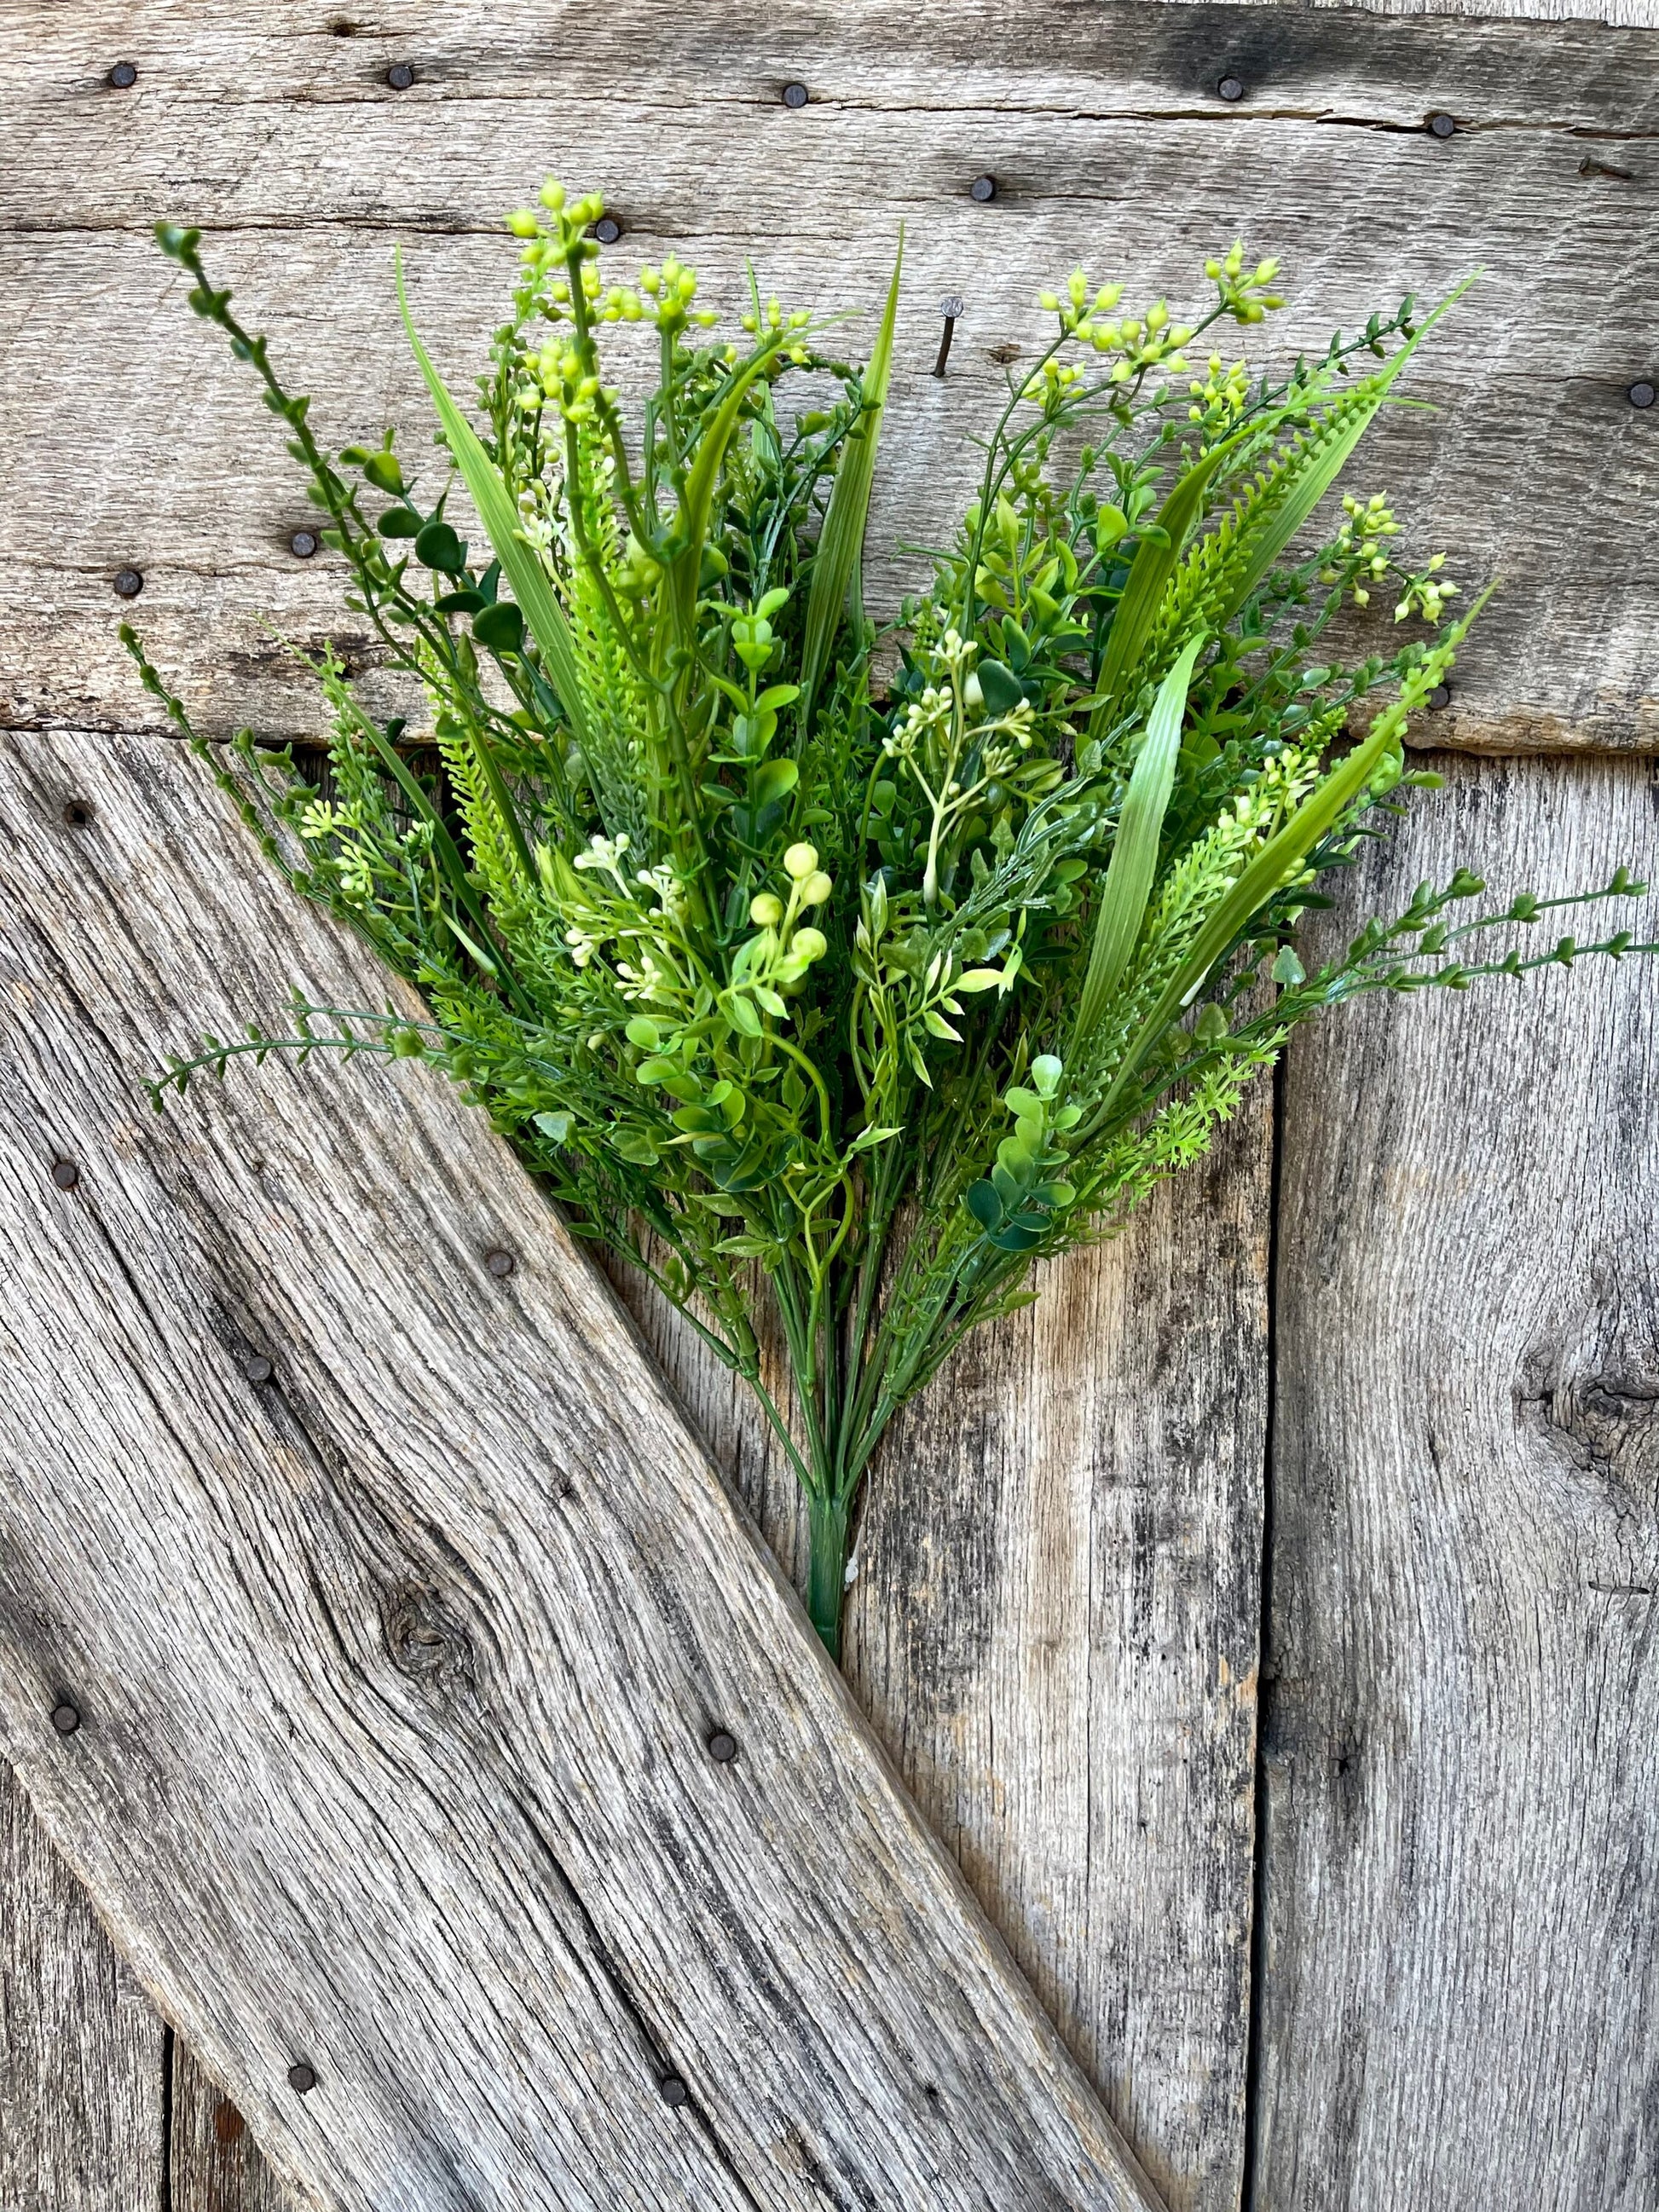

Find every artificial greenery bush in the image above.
[126,184,1652,1656]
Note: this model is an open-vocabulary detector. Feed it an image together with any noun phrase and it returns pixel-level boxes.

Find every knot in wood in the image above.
[381,1579,477,1697]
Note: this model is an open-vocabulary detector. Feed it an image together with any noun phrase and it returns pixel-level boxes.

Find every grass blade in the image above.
[1072,633,1205,1047]
[1089,437,1235,737]
[396,251,594,754]
[798,233,904,731]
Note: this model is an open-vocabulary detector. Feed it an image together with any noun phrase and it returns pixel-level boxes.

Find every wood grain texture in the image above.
[171,2042,303,2212]
[1,0,1656,750]
[1257,752,1659,2209]
[616,1095,1273,2212]
[0,727,1159,2212]
[0,1761,167,2211]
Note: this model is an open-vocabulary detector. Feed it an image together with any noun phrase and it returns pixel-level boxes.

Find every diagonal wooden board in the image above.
[0,727,1159,2211]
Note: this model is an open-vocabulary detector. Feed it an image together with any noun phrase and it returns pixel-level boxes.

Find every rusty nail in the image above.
[113,568,144,598]
[658,2074,690,2107]
[933,297,964,378]
[1630,380,1656,409]
[287,2063,318,2094]
[1217,73,1245,102]
[782,81,808,108]
[243,1354,275,1385]
[1427,112,1457,138]
[107,61,138,89]
[707,1729,739,1764]
[213,2101,246,2146]
[1428,684,1452,711]
[51,1158,81,1189]
[51,1701,81,1736]
[385,61,414,90]
[970,174,997,203]
[593,215,622,245]
[290,528,320,558]
[484,1248,516,1279]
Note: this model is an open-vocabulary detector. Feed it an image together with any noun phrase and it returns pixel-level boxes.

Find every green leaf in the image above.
[378,508,421,539]
[975,659,1024,716]
[1090,442,1237,736]
[363,451,404,494]
[533,1111,573,1144]
[395,251,593,754]
[1270,943,1306,986]
[414,519,467,574]
[754,758,799,804]
[798,231,904,731]
[1074,634,1205,1045]
[965,1180,1004,1231]
[472,600,525,654]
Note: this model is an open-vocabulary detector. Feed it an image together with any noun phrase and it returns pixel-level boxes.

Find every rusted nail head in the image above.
[1427,112,1457,138]
[113,568,144,598]
[385,61,414,90]
[970,174,997,202]
[1217,74,1245,102]
[107,61,138,89]
[658,2073,690,2107]
[51,1701,81,1736]
[287,2062,318,2094]
[782,81,808,108]
[290,528,320,558]
[1630,380,1656,410]
[593,215,622,245]
[243,1354,275,1384]
[1428,684,1452,711]
[213,2100,246,2145]
[484,1248,516,1279]
[707,1729,739,1764]
[50,1158,81,1189]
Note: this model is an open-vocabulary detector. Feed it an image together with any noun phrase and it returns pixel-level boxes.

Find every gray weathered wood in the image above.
[1,0,1656,752]
[0,725,1159,2212]
[0,1760,166,2210]
[618,1097,1273,2212]
[1257,752,1659,2209]
[171,2042,303,2212]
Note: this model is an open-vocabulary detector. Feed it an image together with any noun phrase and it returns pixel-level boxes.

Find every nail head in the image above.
[107,61,138,89]
[51,1701,81,1736]
[592,215,622,245]
[782,81,808,108]
[1217,74,1245,102]
[289,528,320,558]
[385,61,414,90]
[51,1158,81,1189]
[1428,684,1452,711]
[939,295,965,321]
[286,2063,317,2094]
[242,1354,275,1385]
[484,1248,516,1279]
[113,568,144,598]
[1427,112,1457,138]
[970,174,997,203]
[658,2073,690,2107]
[1630,379,1656,409]
[213,2101,246,2146]
[707,1729,739,1764]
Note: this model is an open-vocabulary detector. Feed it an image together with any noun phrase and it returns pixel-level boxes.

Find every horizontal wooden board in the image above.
[0,725,1159,2212]
[1,0,1656,750]
[1258,753,1659,2207]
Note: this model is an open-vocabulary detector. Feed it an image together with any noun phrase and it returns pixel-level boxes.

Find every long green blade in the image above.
[798,232,904,729]
[1095,608,1481,1128]
[1073,633,1205,1047]
[1090,436,1236,737]
[665,340,794,654]
[395,251,593,753]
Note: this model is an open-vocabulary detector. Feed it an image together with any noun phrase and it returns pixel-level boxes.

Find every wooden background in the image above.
[2,0,1656,2206]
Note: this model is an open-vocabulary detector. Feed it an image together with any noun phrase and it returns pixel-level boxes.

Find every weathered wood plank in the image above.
[1,0,1656,750]
[616,1096,1273,2212]
[1257,752,1659,2208]
[0,1760,167,2211]
[0,725,1159,2212]
[171,2042,303,2212]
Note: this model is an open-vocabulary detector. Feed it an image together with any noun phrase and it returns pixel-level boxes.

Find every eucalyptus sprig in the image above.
[130,186,1655,1657]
